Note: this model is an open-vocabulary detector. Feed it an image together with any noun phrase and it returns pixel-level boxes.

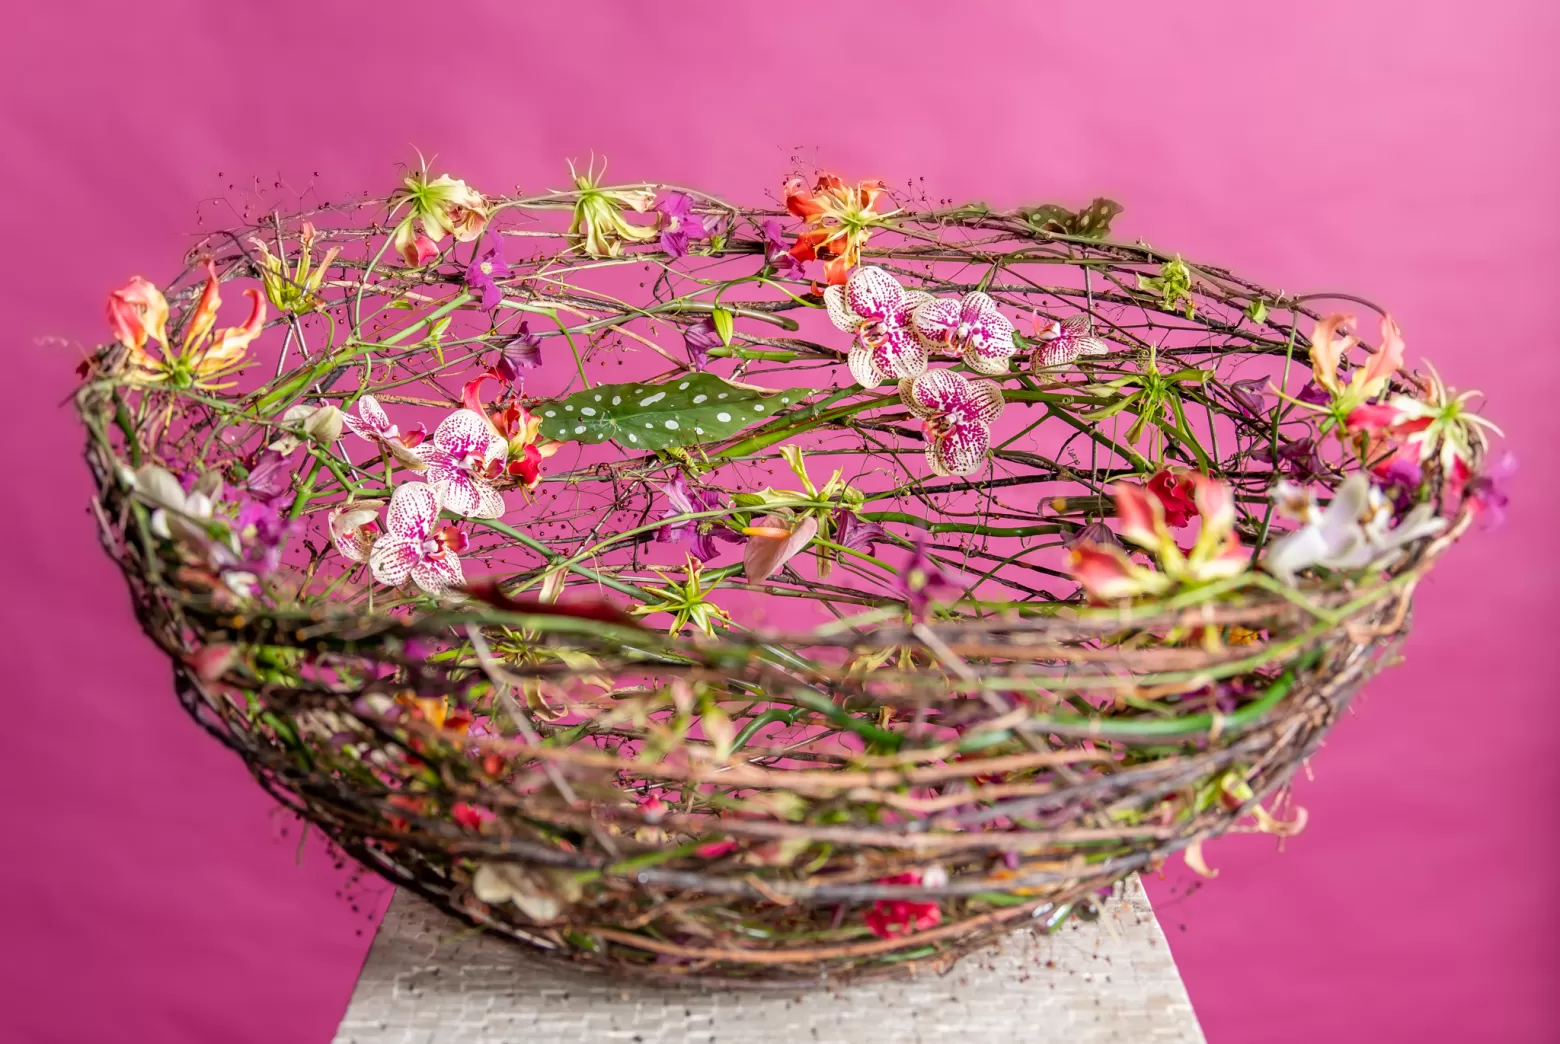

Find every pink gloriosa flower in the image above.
[898,368,1005,477]
[368,482,467,594]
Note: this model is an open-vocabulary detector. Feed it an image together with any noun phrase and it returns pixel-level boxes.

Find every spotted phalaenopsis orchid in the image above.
[329,501,383,562]
[824,266,932,388]
[908,291,1018,376]
[414,410,508,519]
[368,483,469,594]
[342,394,427,467]
[1031,314,1108,370]
[898,368,1005,476]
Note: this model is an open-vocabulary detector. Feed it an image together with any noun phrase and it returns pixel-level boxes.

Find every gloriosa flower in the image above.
[1263,472,1445,585]
[909,290,1018,375]
[566,158,657,258]
[460,373,559,491]
[824,266,931,388]
[784,173,894,284]
[110,261,266,389]
[1145,467,1198,528]
[250,221,338,314]
[1031,314,1108,370]
[369,482,467,594]
[390,165,488,265]
[1305,313,1404,419]
[1347,363,1502,480]
[899,368,1005,477]
[1067,476,1248,602]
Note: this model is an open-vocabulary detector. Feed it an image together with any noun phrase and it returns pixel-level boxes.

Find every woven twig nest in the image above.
[77,166,1498,987]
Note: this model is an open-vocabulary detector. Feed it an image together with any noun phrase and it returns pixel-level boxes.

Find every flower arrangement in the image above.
[75,160,1503,987]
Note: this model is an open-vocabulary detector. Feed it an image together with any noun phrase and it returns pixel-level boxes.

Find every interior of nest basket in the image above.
[76,180,1483,978]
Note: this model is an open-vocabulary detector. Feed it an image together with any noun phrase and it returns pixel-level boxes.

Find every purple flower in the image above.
[464,233,511,311]
[684,318,722,370]
[493,321,543,383]
[1227,377,1269,417]
[1066,519,1121,550]
[1252,437,1329,484]
[1295,381,1331,406]
[246,448,295,501]
[656,474,740,562]
[834,511,888,555]
[655,193,707,258]
[762,218,806,279]
[233,496,301,575]
[896,540,959,620]
[1466,451,1516,530]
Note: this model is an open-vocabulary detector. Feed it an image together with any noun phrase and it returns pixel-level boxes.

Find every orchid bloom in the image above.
[1305,313,1405,418]
[824,266,932,388]
[1067,476,1248,602]
[908,291,1018,376]
[368,482,467,594]
[329,501,383,563]
[898,368,1005,477]
[566,158,657,258]
[341,394,427,468]
[250,223,339,314]
[414,410,509,518]
[784,174,894,284]
[111,261,266,389]
[128,465,265,597]
[1031,314,1109,371]
[390,166,488,265]
[1348,363,1502,481]
[1263,472,1446,585]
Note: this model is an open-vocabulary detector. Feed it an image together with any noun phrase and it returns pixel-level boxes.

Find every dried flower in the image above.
[1227,376,1269,417]
[824,266,931,388]
[369,482,466,594]
[464,233,511,310]
[909,291,1018,376]
[833,510,888,555]
[1031,314,1108,370]
[784,174,894,284]
[899,368,1005,477]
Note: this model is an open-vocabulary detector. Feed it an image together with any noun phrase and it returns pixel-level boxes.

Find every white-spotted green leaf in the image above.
[536,375,793,450]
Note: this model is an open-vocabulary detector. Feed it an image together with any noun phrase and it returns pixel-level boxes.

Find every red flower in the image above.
[863,872,942,940]
[1145,468,1198,528]
[784,174,893,285]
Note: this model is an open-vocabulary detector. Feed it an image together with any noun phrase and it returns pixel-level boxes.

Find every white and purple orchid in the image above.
[898,368,1005,477]
[414,410,508,519]
[342,394,427,467]
[824,266,932,388]
[1263,473,1446,584]
[909,291,1018,376]
[368,482,468,594]
[1031,315,1109,370]
[329,501,383,563]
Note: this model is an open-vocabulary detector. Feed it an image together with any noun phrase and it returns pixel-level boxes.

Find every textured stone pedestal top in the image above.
[333,875,1204,1043]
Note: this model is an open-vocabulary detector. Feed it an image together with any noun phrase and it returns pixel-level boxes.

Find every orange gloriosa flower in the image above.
[784,174,894,284]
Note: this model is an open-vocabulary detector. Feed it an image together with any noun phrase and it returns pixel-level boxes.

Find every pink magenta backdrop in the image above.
[3,2,1557,1041]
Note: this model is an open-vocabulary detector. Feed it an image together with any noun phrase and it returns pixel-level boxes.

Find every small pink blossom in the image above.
[369,482,467,594]
[329,502,383,562]
[1031,314,1108,370]
[342,394,427,467]
[898,368,1005,476]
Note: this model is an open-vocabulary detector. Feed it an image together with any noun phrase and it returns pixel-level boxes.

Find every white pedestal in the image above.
[333,875,1204,1043]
